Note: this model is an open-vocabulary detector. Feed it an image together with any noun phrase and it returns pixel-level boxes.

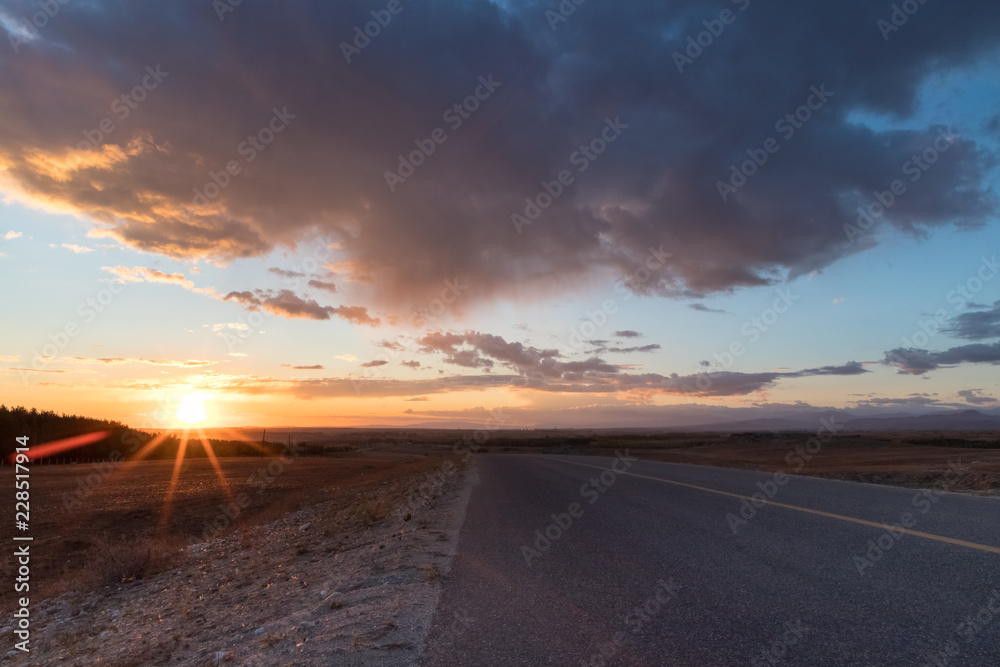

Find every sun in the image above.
[175,393,209,425]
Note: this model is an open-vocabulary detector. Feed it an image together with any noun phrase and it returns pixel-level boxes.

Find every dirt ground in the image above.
[0,454,457,612]
[1,453,475,665]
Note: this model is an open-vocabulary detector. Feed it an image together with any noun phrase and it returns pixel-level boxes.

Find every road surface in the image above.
[422,453,1000,666]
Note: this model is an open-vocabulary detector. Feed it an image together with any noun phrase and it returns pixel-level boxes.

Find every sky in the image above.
[1,0,999,429]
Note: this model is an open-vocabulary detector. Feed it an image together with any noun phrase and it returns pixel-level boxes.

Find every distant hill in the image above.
[841,410,1000,431]
[672,409,1000,432]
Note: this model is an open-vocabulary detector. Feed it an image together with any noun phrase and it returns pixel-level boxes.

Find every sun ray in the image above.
[217,427,270,456]
[158,430,189,532]
[117,432,172,475]
[198,428,235,506]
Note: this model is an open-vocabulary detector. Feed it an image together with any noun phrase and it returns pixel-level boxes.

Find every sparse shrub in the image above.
[90,533,173,586]
[260,631,286,648]
[355,498,391,526]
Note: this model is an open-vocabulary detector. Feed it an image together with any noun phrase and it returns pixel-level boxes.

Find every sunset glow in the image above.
[1,1,998,430]
[175,393,209,426]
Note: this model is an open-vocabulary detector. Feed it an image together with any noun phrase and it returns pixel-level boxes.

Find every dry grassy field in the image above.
[576,431,1000,493]
[0,454,447,612]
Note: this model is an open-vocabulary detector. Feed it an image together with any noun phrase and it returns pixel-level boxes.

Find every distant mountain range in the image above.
[675,409,1000,432]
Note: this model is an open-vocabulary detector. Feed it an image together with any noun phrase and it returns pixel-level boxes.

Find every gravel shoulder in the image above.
[3,458,477,666]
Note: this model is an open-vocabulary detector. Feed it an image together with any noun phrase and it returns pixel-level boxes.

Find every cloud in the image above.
[586,340,661,354]
[401,360,421,369]
[60,243,94,254]
[957,388,998,405]
[789,361,869,377]
[614,331,642,338]
[280,364,325,370]
[884,343,1000,374]
[102,265,209,293]
[944,300,1000,341]
[607,344,661,354]
[207,322,249,334]
[65,357,216,367]
[4,231,22,240]
[272,363,865,399]
[334,305,380,326]
[360,360,390,368]
[223,288,380,325]
[308,279,337,293]
[850,395,943,407]
[689,303,725,314]
[335,354,358,361]
[268,267,305,279]
[8,368,67,373]
[2,1,998,311]
[411,329,866,396]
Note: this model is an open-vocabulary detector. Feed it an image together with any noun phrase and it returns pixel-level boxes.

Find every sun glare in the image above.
[175,393,208,425]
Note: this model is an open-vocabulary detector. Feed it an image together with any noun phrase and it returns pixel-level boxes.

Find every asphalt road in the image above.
[422,453,1000,666]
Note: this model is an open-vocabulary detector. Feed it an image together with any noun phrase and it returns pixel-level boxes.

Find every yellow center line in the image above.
[541,456,1000,556]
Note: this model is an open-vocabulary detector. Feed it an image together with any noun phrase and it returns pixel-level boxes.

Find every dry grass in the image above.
[606,432,1000,493]
[0,455,459,613]
[259,631,286,648]
[355,497,392,526]
[90,533,175,586]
